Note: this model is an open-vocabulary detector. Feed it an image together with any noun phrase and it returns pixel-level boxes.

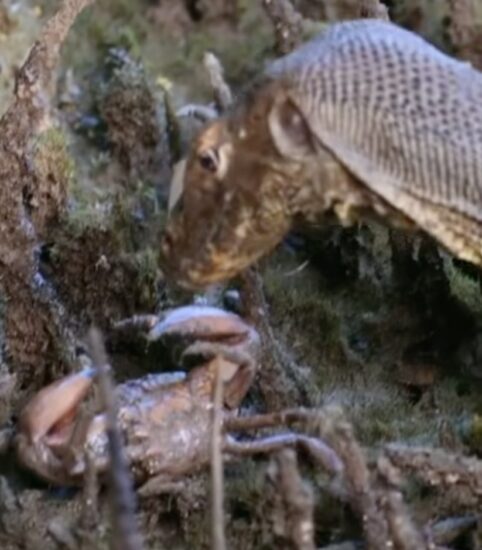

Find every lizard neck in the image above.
[287,150,415,231]
[286,150,365,226]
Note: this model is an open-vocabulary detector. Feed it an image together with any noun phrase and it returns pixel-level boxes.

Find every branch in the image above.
[447,0,482,71]
[87,327,144,550]
[0,0,95,374]
[203,52,233,113]
[1,0,95,151]
[261,0,304,55]
[210,358,227,550]
[272,449,316,550]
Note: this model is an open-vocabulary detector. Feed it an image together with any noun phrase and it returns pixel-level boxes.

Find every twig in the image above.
[447,0,482,71]
[311,407,392,549]
[377,455,429,550]
[383,489,428,549]
[78,451,100,549]
[321,0,389,21]
[224,407,316,432]
[282,260,310,277]
[82,451,99,527]
[224,433,343,477]
[87,327,144,550]
[211,357,227,550]
[271,449,316,550]
[47,518,78,550]
[0,0,95,373]
[384,444,482,503]
[2,0,95,147]
[203,52,233,112]
[359,0,390,20]
[239,268,317,408]
[261,0,304,55]
[429,515,478,546]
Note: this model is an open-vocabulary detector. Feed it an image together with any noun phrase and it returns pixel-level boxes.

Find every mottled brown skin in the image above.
[161,80,295,289]
[161,78,412,290]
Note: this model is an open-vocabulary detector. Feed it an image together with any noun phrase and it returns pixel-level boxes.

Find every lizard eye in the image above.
[197,143,233,179]
[198,149,219,173]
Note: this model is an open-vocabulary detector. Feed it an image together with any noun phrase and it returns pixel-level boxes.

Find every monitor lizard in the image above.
[160,19,482,289]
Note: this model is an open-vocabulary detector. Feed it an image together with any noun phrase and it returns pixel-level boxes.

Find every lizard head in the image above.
[160,80,318,290]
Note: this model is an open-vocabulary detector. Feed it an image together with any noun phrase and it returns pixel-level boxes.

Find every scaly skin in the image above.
[161,20,482,290]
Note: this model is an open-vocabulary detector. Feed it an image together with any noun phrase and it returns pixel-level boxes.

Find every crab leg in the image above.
[223,434,343,476]
[18,368,96,443]
[181,342,256,408]
[224,408,316,432]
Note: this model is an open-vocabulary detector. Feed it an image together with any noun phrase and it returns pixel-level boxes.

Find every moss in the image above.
[34,128,75,183]
[33,127,76,204]
[258,240,482,454]
[30,127,75,236]
[442,256,482,317]
[0,2,43,109]
[0,5,16,36]
[389,0,450,49]
[460,413,482,454]
[95,46,169,183]
[263,253,344,362]
[128,248,162,307]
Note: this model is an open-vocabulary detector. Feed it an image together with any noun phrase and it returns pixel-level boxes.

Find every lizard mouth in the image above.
[160,225,269,291]
[160,246,250,291]
[160,194,293,290]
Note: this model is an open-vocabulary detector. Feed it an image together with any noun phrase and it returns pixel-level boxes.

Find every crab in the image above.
[15,305,341,496]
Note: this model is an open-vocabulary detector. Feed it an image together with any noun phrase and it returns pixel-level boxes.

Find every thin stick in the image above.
[447,0,482,70]
[384,444,482,503]
[378,456,429,550]
[224,407,315,432]
[210,358,227,550]
[224,433,343,477]
[275,449,316,550]
[360,0,390,20]
[87,327,144,550]
[239,268,317,407]
[0,0,96,374]
[203,52,233,113]
[261,0,303,55]
[77,451,100,548]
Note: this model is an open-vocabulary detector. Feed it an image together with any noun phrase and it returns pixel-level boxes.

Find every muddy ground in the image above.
[0,0,481,548]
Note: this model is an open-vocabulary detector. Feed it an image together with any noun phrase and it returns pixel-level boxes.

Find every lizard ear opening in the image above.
[268,93,315,160]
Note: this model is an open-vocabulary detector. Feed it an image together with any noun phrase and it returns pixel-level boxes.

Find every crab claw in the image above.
[15,368,97,485]
[18,368,96,444]
[148,305,260,410]
[147,305,252,344]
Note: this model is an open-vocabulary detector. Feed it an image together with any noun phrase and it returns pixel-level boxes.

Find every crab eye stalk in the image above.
[198,149,219,173]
